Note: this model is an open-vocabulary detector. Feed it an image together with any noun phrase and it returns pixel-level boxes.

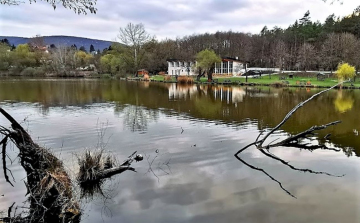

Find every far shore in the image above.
[134,74,360,89]
[1,72,359,89]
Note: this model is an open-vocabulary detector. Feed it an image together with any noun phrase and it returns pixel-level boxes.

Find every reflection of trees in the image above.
[117,105,159,132]
[0,80,359,156]
[334,90,354,113]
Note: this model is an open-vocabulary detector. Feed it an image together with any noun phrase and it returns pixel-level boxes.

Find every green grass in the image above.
[149,74,360,88]
[150,75,176,82]
[150,75,165,81]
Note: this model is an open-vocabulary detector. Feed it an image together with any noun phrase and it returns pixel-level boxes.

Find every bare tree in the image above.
[0,0,96,14]
[321,33,340,72]
[297,42,316,71]
[28,35,46,48]
[117,23,153,75]
[271,40,288,74]
[50,45,77,74]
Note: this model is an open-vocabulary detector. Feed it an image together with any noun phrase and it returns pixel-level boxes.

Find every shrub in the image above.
[164,75,172,81]
[177,76,194,84]
[336,62,356,81]
[102,73,112,79]
[20,67,36,76]
[8,66,22,76]
[33,67,46,76]
[270,81,285,88]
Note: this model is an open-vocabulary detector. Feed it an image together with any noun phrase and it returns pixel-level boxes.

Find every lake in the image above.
[0,78,359,223]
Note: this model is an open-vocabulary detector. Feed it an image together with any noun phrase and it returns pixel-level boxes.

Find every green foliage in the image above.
[20,67,36,76]
[12,44,37,68]
[18,67,45,76]
[101,73,112,79]
[100,54,114,73]
[0,43,11,71]
[75,51,93,67]
[196,49,221,71]
[336,62,356,81]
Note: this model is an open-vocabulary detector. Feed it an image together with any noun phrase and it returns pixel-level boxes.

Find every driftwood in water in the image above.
[77,150,142,184]
[0,107,80,223]
[0,107,142,222]
[234,82,347,198]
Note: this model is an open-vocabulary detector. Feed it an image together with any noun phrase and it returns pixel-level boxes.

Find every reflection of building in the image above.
[167,84,246,104]
[168,84,198,100]
[213,86,246,104]
[167,57,244,76]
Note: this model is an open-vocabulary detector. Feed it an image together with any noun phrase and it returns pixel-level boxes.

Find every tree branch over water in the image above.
[0,0,97,14]
[235,81,348,198]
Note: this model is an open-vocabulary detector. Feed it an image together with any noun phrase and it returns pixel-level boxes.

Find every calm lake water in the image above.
[0,78,359,223]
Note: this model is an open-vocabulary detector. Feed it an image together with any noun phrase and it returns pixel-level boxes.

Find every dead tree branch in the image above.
[235,82,348,197]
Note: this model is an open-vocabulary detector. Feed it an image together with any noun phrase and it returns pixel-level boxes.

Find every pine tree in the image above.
[90,44,95,52]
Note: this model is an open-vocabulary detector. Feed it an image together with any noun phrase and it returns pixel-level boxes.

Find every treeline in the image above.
[100,7,360,75]
[144,8,360,73]
[1,7,360,77]
[0,36,98,76]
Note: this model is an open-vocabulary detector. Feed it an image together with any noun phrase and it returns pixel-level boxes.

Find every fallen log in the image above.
[0,107,80,223]
[0,107,142,222]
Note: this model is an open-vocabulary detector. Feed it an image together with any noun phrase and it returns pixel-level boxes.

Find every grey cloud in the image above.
[1,0,358,41]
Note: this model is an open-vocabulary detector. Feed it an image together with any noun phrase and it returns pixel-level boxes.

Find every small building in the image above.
[167,59,196,76]
[214,57,244,76]
[137,69,149,76]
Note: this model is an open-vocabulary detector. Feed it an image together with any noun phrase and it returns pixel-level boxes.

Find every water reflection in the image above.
[0,89,359,223]
[116,105,159,132]
[0,79,359,156]
[334,90,354,113]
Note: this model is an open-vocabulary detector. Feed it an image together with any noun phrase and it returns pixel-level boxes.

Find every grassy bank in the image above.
[149,74,360,88]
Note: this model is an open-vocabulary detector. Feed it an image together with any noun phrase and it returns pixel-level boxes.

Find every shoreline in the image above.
[1,74,359,90]
[125,77,360,90]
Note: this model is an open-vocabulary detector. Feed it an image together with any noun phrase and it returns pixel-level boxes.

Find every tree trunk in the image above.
[0,107,80,223]
[207,66,214,81]
[196,69,205,81]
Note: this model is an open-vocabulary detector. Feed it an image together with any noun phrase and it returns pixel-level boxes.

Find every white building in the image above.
[167,59,196,76]
[214,57,244,76]
[167,57,244,76]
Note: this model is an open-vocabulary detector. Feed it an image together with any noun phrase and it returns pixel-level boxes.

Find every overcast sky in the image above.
[0,0,359,41]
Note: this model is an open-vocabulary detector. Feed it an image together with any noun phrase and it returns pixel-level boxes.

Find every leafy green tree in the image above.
[75,51,93,67]
[0,43,12,71]
[13,44,36,68]
[195,49,221,81]
[100,54,114,73]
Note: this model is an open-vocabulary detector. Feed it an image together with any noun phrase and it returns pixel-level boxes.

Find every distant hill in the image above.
[0,35,114,52]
